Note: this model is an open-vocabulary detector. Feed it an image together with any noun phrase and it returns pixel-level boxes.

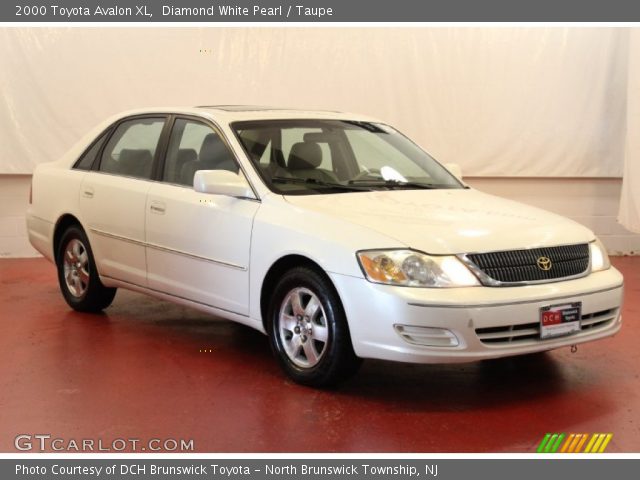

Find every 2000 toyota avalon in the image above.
[27,106,624,386]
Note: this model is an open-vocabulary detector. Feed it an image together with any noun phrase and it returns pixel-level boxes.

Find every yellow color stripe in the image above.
[560,434,575,453]
[575,433,589,453]
[591,434,606,453]
[598,434,613,453]
[584,434,599,453]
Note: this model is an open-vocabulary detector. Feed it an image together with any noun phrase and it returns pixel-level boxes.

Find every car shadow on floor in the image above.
[72,290,602,415]
[338,353,567,410]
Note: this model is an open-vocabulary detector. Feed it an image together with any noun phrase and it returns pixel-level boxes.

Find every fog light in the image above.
[394,325,459,347]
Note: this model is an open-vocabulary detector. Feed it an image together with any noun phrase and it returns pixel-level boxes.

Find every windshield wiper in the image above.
[347,179,441,189]
[271,176,370,192]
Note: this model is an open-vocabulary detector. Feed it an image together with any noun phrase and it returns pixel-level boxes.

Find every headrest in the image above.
[288,142,322,170]
[118,149,152,176]
[119,149,152,164]
[200,133,229,167]
[177,148,197,164]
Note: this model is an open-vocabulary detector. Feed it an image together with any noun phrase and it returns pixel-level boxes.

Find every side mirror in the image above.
[193,170,255,199]
[445,163,463,180]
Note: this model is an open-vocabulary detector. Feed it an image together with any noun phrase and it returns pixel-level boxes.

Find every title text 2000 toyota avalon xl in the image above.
[27,106,623,386]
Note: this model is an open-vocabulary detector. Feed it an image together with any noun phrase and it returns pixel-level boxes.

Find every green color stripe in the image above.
[551,433,566,453]
[537,434,551,453]
[544,434,559,453]
[537,433,552,453]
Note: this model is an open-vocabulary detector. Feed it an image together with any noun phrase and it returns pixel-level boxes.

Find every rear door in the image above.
[145,117,259,316]
[79,115,168,286]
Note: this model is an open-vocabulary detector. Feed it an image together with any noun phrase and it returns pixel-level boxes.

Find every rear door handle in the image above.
[149,201,166,214]
[82,187,94,199]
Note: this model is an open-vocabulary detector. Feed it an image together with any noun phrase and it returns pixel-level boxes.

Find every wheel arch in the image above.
[260,254,343,332]
[53,214,84,261]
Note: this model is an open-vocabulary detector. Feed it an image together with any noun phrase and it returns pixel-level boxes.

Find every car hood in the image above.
[284,188,594,255]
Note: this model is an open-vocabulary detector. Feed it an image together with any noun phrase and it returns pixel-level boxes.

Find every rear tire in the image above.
[56,225,116,312]
[267,266,361,387]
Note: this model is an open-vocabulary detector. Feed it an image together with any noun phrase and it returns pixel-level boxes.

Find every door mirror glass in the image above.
[193,170,255,199]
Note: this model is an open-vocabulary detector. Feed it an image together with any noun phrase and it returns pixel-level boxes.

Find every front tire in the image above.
[56,225,116,312]
[267,267,361,387]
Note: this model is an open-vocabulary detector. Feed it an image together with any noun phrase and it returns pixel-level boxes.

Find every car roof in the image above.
[112,106,382,123]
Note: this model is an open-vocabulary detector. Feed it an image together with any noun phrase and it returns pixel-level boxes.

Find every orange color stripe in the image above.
[560,434,576,453]
[568,434,582,453]
[575,433,589,452]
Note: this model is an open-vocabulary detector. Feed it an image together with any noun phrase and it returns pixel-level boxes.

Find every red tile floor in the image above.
[0,257,638,452]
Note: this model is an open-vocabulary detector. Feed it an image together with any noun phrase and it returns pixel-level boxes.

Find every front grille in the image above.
[475,308,617,345]
[466,244,589,284]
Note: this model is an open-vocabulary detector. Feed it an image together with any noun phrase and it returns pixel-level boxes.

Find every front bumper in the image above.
[329,267,623,363]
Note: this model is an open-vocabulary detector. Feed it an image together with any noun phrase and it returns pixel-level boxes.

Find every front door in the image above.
[145,118,259,315]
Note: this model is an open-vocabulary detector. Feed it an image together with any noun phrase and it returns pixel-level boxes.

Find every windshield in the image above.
[232,119,463,195]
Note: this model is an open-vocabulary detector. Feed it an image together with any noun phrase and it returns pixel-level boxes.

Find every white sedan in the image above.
[27,106,623,386]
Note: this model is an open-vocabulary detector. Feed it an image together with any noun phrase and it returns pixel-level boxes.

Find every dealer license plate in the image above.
[540,302,582,339]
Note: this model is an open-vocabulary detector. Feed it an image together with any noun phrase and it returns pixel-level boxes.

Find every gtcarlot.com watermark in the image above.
[15,434,194,452]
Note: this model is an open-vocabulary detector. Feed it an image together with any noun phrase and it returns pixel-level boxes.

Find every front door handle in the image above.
[149,201,166,215]
[82,187,94,199]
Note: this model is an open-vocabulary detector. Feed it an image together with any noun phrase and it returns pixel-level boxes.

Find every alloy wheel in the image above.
[278,287,329,368]
[62,238,90,298]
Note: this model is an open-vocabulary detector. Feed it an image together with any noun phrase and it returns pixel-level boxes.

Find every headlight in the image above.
[590,238,611,272]
[357,250,480,287]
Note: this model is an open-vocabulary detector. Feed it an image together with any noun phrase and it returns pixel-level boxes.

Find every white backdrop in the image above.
[619,28,640,233]
[0,27,631,178]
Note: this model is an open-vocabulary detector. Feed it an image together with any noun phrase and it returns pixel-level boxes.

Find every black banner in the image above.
[4,459,640,480]
[4,0,640,22]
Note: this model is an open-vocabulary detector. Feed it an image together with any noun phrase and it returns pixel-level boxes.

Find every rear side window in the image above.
[74,131,110,170]
[99,118,165,179]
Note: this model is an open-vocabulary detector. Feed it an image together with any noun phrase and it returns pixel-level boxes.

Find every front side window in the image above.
[233,120,462,195]
[99,117,165,179]
[162,119,238,187]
